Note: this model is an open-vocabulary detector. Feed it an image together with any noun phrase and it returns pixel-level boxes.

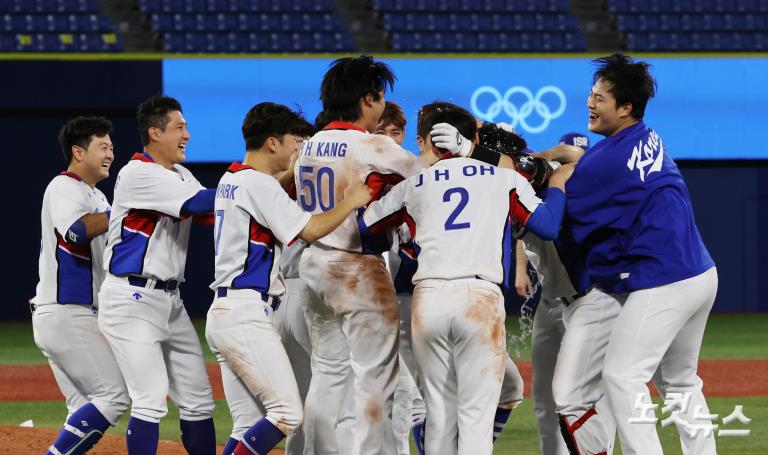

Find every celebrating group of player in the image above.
[32,52,718,455]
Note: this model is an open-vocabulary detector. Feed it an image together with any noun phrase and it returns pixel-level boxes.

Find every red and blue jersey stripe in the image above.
[54,229,93,305]
[109,209,160,276]
[231,218,276,293]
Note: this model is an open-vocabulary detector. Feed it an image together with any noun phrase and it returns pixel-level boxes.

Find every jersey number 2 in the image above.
[443,187,471,231]
[299,166,335,212]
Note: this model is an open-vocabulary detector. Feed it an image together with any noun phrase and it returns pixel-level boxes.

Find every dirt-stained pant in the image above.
[411,278,506,455]
[300,245,400,455]
[205,290,303,439]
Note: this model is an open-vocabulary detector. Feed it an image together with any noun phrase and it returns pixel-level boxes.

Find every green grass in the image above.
[2,397,766,454]
[0,399,233,443]
[5,313,768,365]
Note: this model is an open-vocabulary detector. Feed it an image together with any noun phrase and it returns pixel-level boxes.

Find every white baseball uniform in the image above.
[360,157,544,455]
[272,241,313,455]
[206,162,311,440]
[98,153,215,424]
[296,122,423,455]
[31,171,129,425]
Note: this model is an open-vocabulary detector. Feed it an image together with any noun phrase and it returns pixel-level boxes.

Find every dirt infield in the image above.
[0,426,285,454]
[1,360,766,402]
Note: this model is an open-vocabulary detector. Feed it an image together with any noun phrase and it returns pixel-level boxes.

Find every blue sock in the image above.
[222,437,240,455]
[235,418,286,454]
[46,403,110,455]
[180,418,216,455]
[412,420,426,455]
[127,416,159,455]
[493,407,512,442]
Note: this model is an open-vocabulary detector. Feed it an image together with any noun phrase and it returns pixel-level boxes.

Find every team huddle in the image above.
[32,53,718,455]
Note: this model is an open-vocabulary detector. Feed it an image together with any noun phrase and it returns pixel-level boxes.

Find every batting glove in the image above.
[430,123,473,157]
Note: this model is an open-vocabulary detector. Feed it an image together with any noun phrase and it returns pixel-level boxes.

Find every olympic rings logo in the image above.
[470,86,567,134]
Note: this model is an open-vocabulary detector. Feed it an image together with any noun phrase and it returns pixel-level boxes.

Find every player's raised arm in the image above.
[298,182,373,242]
[508,164,574,241]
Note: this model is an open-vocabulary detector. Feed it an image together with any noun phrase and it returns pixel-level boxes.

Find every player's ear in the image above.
[416,135,425,156]
[618,102,633,119]
[71,145,84,162]
[148,126,162,143]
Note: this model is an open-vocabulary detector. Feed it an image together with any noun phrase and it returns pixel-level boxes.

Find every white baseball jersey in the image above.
[32,172,110,307]
[361,157,542,288]
[210,163,311,297]
[520,234,578,299]
[104,153,204,282]
[295,121,423,253]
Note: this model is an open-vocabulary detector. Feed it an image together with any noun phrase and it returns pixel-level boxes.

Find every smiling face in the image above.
[375,123,405,145]
[272,134,301,173]
[71,134,114,185]
[149,110,190,165]
[587,78,633,137]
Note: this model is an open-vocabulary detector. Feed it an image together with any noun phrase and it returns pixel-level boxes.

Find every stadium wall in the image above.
[1,57,766,321]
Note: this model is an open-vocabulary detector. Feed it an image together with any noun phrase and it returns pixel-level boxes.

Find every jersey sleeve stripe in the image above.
[109,209,160,276]
[54,230,93,305]
[509,188,533,225]
[365,172,406,201]
[231,218,275,292]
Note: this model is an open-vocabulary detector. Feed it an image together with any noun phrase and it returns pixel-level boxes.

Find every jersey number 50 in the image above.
[299,166,335,212]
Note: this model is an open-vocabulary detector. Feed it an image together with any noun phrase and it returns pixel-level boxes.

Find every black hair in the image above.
[242,102,310,150]
[592,53,657,120]
[314,110,332,130]
[416,101,477,141]
[58,116,113,164]
[477,123,528,157]
[320,55,396,123]
[294,116,317,138]
[137,95,183,146]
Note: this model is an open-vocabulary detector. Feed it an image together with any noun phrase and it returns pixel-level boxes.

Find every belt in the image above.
[29,301,36,314]
[128,276,179,292]
[217,287,281,312]
[560,291,585,307]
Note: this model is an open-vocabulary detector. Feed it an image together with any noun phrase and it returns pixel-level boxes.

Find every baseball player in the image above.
[514,131,590,455]
[296,56,439,455]
[266,117,317,455]
[207,102,373,455]
[359,103,574,455]
[98,96,217,455]
[32,117,129,455]
[568,54,717,455]
[374,101,428,455]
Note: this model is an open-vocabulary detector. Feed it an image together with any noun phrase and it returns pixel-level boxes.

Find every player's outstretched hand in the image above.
[346,182,374,208]
[430,123,473,157]
[547,162,576,190]
[515,268,533,298]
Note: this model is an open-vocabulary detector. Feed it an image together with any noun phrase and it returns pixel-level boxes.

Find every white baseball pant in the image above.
[97,276,215,423]
[411,278,506,455]
[603,267,718,455]
[300,245,400,455]
[392,293,426,455]
[32,303,129,425]
[553,287,620,455]
[531,298,569,455]
[273,278,313,454]
[205,289,303,438]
